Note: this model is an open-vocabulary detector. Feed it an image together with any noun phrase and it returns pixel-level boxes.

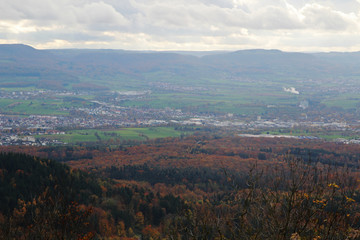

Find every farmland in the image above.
[35,127,192,144]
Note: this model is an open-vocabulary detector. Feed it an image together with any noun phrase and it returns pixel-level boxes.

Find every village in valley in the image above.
[1,88,360,146]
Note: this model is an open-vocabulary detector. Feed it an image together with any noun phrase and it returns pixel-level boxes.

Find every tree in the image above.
[168,157,360,239]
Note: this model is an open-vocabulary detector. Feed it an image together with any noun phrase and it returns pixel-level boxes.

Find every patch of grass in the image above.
[0,99,69,115]
[36,127,192,144]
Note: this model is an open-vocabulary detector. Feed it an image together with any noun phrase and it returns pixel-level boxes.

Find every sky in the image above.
[1,0,360,51]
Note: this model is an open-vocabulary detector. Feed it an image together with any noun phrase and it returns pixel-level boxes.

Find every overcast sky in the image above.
[1,0,360,51]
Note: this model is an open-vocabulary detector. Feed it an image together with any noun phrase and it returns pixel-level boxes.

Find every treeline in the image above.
[3,135,360,170]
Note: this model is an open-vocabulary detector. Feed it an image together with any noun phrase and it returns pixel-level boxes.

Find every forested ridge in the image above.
[1,135,360,239]
[2,135,360,170]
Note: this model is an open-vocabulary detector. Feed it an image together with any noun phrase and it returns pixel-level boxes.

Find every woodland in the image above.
[1,135,360,239]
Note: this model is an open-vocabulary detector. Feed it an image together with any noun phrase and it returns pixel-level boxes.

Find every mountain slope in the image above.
[1,44,360,91]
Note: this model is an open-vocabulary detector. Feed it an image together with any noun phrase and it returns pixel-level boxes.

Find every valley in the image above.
[1,44,360,239]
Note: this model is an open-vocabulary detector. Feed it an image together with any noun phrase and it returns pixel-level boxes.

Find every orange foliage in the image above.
[2,136,360,174]
[141,225,161,240]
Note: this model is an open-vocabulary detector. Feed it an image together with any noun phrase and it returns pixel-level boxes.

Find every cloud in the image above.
[300,3,358,31]
[72,2,130,29]
[248,5,303,29]
[0,0,360,50]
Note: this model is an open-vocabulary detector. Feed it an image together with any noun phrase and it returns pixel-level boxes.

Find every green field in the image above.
[36,127,192,144]
[0,95,95,115]
[120,84,301,115]
[321,94,360,109]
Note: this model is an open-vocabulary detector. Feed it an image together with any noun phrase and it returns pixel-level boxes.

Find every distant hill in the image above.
[1,44,360,90]
[201,49,323,79]
[0,44,78,89]
[0,44,48,59]
[0,44,57,68]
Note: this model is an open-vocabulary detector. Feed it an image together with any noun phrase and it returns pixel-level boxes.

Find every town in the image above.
[1,89,360,146]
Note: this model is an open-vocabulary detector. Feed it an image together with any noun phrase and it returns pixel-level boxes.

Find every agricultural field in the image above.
[321,93,360,109]
[0,99,68,115]
[119,84,302,115]
[0,94,96,116]
[35,127,193,144]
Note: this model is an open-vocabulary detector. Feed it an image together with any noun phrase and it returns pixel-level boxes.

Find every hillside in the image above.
[1,136,360,239]
[0,152,187,239]
[1,44,360,90]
